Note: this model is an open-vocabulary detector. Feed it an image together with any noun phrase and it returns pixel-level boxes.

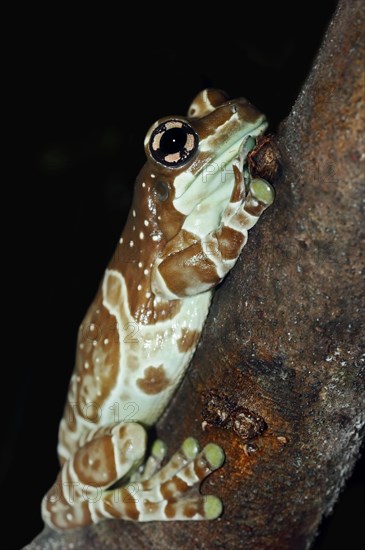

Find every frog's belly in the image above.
[107,289,213,425]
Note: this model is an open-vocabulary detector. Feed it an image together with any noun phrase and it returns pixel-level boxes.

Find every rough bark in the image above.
[26,0,364,548]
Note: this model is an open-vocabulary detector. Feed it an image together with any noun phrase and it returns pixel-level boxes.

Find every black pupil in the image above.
[159,127,187,155]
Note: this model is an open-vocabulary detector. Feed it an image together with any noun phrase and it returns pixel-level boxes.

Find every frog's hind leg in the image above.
[92,437,225,521]
[42,432,224,528]
[41,422,147,530]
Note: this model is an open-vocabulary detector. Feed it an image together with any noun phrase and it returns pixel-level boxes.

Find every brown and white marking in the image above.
[42,89,274,530]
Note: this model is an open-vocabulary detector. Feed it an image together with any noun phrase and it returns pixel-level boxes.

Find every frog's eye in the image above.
[149,120,198,168]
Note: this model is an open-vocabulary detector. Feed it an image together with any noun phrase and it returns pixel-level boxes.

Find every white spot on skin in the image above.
[66,513,73,522]
[133,209,136,217]
[104,338,109,345]
[95,357,100,363]
[142,182,146,188]
[119,237,123,244]
[133,226,136,231]
[130,241,134,247]
[84,362,89,369]
[151,173,155,178]
[144,220,149,227]
[144,269,149,275]
[79,343,84,349]
[92,340,97,347]
[96,309,100,315]
[146,292,151,298]
[138,262,143,268]
[137,284,142,291]
[90,324,95,331]
[152,234,160,242]
[139,232,144,240]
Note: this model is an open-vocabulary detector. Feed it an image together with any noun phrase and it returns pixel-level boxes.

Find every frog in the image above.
[41,88,274,530]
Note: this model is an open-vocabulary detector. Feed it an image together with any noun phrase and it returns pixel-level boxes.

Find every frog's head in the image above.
[137,89,268,242]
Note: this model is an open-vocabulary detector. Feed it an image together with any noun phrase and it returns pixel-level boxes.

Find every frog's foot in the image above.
[130,439,168,482]
[92,437,225,521]
[42,422,148,530]
[220,132,274,230]
[229,176,274,237]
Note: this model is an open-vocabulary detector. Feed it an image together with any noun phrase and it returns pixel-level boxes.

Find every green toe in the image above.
[182,437,200,459]
[250,178,275,206]
[152,439,167,460]
[204,443,225,469]
[204,495,223,520]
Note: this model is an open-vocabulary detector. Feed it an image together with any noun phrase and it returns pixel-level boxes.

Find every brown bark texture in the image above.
[27,0,364,548]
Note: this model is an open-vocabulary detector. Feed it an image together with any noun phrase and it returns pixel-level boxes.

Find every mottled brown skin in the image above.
[41,87,275,533]
[57,90,268,451]
[136,366,170,395]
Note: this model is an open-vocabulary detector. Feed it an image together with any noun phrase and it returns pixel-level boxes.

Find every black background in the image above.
[4,2,364,548]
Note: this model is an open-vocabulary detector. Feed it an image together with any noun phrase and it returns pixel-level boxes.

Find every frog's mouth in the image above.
[173,117,267,239]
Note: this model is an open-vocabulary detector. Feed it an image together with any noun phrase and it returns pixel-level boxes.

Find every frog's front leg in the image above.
[152,168,274,299]
[42,423,224,530]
